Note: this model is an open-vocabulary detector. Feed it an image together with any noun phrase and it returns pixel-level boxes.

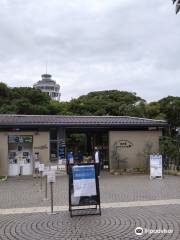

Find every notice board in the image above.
[69,163,101,217]
[150,154,163,179]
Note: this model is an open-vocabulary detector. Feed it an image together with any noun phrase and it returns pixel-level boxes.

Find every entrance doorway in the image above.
[8,135,33,176]
[66,130,109,169]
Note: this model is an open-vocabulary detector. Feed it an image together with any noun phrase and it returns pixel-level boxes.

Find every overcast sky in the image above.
[0,0,180,102]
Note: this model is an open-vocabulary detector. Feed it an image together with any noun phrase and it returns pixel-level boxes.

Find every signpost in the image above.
[51,165,58,171]
[39,164,44,191]
[69,163,101,217]
[39,163,45,172]
[43,166,50,200]
[34,160,40,185]
[34,161,40,171]
[150,154,163,179]
[47,170,56,214]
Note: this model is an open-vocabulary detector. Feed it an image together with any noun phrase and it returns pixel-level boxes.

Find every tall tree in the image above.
[67,90,146,117]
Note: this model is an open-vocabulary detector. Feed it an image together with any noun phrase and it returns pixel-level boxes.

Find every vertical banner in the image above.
[72,165,97,197]
[150,154,163,179]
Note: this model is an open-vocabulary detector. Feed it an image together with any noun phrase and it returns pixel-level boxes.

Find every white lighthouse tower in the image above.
[33,73,61,101]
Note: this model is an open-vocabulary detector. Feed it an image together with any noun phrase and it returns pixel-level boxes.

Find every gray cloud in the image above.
[0,0,180,102]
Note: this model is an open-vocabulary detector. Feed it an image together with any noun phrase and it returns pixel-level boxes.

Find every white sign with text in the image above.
[47,170,56,183]
[34,161,40,169]
[43,166,50,176]
[150,154,163,179]
[39,164,45,172]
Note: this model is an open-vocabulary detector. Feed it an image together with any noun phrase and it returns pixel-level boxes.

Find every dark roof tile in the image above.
[0,114,167,128]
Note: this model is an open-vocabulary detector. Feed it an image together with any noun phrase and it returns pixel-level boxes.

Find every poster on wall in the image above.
[72,165,97,197]
[8,135,33,144]
[59,147,65,159]
[59,139,66,159]
[150,154,163,179]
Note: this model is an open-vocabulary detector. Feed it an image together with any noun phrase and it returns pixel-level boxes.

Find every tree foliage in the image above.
[67,90,146,116]
[0,83,180,133]
[160,136,180,171]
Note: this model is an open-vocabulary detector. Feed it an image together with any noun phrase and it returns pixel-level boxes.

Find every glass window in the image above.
[50,129,57,140]
[50,142,57,161]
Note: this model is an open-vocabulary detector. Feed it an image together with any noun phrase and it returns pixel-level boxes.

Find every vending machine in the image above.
[8,151,19,176]
[8,135,33,176]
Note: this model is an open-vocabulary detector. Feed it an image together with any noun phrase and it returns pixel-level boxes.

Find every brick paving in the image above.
[0,205,180,240]
[0,172,180,239]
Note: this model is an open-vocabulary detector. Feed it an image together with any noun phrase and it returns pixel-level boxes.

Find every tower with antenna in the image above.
[172,0,180,14]
[33,71,61,101]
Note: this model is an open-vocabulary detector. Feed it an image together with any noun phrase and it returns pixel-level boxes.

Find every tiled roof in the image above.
[0,115,167,128]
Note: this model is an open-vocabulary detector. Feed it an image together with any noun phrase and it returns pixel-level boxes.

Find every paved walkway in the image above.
[0,205,180,240]
[1,173,180,209]
[0,173,180,239]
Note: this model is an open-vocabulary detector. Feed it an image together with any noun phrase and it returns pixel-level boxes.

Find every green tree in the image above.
[15,99,33,114]
[67,90,146,116]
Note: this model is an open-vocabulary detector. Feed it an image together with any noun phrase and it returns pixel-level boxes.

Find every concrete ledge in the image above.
[1,198,180,215]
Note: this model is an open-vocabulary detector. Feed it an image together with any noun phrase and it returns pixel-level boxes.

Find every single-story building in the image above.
[0,114,168,176]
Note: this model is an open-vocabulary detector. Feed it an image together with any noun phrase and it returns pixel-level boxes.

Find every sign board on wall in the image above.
[150,154,163,179]
[59,147,65,159]
[59,139,66,159]
[8,135,33,143]
[116,140,133,148]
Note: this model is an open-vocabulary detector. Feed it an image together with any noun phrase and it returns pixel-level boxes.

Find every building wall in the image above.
[0,133,8,176]
[33,131,49,165]
[109,130,162,171]
[0,131,49,176]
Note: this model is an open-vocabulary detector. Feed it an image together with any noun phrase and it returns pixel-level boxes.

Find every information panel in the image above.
[34,161,40,169]
[8,135,33,143]
[69,163,101,217]
[47,170,56,183]
[39,164,45,172]
[73,165,96,197]
[150,154,163,179]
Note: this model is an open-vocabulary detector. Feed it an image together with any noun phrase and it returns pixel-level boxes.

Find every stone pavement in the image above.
[0,173,180,239]
[0,205,180,240]
[1,173,180,209]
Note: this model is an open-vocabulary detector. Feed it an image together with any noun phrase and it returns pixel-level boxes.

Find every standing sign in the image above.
[43,166,49,176]
[42,166,50,200]
[39,164,45,172]
[73,165,97,197]
[69,163,101,217]
[35,161,40,169]
[47,170,56,214]
[51,165,58,171]
[47,170,56,183]
[39,164,45,191]
[150,154,163,179]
